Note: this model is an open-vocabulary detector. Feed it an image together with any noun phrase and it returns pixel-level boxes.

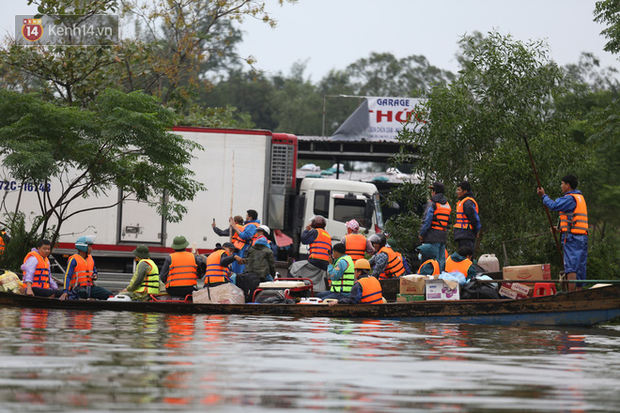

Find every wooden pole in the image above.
[521,135,563,259]
[230,150,235,242]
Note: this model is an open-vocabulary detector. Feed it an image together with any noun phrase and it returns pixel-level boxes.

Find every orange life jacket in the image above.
[431,202,452,231]
[244,222,260,247]
[418,259,440,275]
[231,224,246,250]
[67,254,95,289]
[358,276,383,304]
[23,251,51,289]
[378,246,406,279]
[445,256,473,278]
[342,233,367,261]
[0,232,5,255]
[454,197,479,230]
[166,251,198,289]
[559,193,588,235]
[309,229,332,262]
[204,249,230,284]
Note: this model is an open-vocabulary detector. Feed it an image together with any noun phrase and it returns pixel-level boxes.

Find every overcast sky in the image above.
[2,0,618,82]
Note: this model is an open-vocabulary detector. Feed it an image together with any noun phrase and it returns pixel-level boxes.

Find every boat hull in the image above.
[1,285,619,327]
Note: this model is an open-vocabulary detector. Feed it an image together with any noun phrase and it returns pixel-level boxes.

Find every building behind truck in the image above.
[0,126,383,272]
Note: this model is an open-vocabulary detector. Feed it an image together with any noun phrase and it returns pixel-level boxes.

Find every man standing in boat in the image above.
[22,239,64,298]
[228,209,261,273]
[537,174,588,292]
[61,236,113,300]
[419,182,451,271]
[454,181,481,259]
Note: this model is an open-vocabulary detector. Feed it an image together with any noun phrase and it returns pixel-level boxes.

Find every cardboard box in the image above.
[425,279,460,301]
[396,294,425,302]
[499,282,532,300]
[400,275,427,295]
[502,264,551,285]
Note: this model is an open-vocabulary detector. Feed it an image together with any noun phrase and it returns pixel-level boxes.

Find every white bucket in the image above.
[478,254,500,273]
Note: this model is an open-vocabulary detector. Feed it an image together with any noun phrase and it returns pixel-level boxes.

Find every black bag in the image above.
[235,272,261,303]
[461,281,501,300]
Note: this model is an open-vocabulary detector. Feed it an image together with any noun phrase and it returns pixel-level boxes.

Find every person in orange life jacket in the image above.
[300,215,332,271]
[204,242,243,287]
[61,236,113,300]
[317,243,356,301]
[119,245,160,301]
[0,229,10,256]
[368,233,406,279]
[419,181,451,271]
[341,219,374,261]
[445,246,477,281]
[454,181,481,259]
[21,239,64,298]
[329,259,383,305]
[537,174,588,292]
[228,209,260,273]
[212,215,244,242]
[159,235,206,297]
[416,243,441,276]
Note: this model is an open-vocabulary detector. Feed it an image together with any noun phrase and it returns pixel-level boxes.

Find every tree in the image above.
[345,52,455,97]
[0,89,204,262]
[390,31,582,268]
[1,0,293,109]
[594,0,620,54]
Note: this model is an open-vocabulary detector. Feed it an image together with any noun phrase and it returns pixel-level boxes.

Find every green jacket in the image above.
[245,242,276,281]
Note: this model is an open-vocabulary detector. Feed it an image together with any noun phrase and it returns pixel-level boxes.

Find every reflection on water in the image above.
[0,307,619,411]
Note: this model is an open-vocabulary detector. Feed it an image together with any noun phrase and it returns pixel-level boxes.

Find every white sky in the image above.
[2,0,618,81]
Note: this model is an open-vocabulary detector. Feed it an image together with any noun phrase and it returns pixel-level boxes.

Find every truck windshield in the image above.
[373,193,384,230]
[333,198,368,227]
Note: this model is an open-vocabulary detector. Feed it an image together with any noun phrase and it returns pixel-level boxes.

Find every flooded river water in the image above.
[0,307,619,412]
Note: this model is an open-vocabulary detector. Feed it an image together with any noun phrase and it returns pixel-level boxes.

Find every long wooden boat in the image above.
[1,284,620,327]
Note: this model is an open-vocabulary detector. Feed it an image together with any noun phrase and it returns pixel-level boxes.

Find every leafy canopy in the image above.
[390,31,583,267]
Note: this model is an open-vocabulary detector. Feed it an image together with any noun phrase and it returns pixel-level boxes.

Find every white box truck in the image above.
[0,127,383,269]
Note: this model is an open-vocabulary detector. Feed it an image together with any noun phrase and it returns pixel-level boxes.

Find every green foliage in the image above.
[0,89,205,241]
[392,31,582,269]
[0,212,53,273]
[180,105,255,129]
[595,0,620,54]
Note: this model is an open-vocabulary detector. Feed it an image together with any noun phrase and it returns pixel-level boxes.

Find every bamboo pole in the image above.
[230,150,235,242]
[521,134,563,259]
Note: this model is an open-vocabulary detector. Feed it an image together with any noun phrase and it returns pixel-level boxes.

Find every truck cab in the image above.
[294,178,383,258]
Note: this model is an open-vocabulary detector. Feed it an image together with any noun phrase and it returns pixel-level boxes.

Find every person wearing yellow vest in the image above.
[61,236,113,300]
[368,233,406,279]
[419,181,452,271]
[159,235,205,297]
[416,243,441,276]
[445,246,477,281]
[120,245,160,301]
[454,181,481,259]
[301,215,332,271]
[21,239,64,298]
[329,259,383,305]
[228,209,261,273]
[537,174,588,292]
[341,219,374,261]
[317,243,356,300]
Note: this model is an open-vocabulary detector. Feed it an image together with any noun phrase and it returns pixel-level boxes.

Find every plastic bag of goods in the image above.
[192,283,245,304]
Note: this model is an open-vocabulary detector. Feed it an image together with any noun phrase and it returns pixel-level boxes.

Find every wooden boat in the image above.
[1,284,620,327]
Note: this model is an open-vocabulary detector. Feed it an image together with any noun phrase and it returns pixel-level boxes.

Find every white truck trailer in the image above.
[1,127,383,269]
